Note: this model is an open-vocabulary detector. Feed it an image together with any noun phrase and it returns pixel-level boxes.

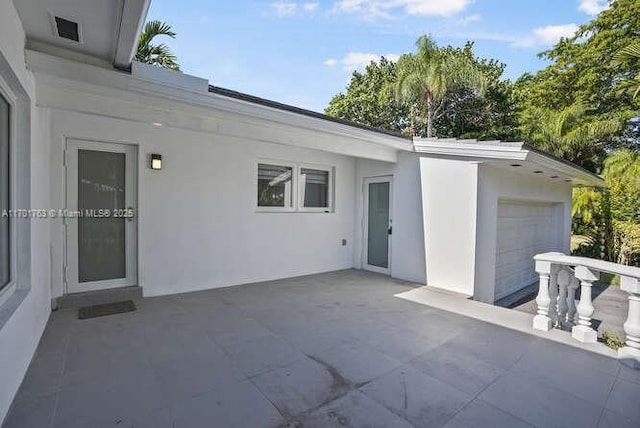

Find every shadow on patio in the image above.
[4,270,640,427]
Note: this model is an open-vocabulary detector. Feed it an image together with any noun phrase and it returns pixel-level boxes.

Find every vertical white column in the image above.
[566,274,580,328]
[556,268,570,328]
[533,260,553,331]
[618,276,640,369]
[572,265,599,343]
[548,265,560,326]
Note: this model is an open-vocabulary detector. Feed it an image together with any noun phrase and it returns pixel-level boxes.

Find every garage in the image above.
[495,200,563,300]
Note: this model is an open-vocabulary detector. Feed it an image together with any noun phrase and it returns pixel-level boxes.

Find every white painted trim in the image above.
[413,137,603,187]
[362,176,393,275]
[113,0,151,69]
[298,163,334,213]
[255,159,297,212]
[0,74,18,305]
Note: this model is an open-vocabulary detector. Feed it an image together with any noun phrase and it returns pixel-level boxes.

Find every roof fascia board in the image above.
[34,74,398,162]
[525,151,604,187]
[26,50,411,150]
[413,138,604,187]
[413,140,528,161]
[113,0,150,69]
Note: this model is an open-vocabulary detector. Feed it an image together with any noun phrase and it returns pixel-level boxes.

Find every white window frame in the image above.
[0,75,16,307]
[298,163,334,213]
[255,159,298,213]
[255,159,334,213]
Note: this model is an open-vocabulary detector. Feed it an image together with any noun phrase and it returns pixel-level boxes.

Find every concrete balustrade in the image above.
[572,265,599,343]
[532,252,640,368]
[619,276,640,369]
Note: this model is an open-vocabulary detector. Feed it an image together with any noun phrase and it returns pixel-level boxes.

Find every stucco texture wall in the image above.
[49,109,358,298]
[0,0,52,423]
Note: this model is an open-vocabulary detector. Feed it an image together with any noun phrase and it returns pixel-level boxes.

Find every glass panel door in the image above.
[367,182,390,268]
[364,176,392,274]
[65,140,137,294]
[78,150,126,282]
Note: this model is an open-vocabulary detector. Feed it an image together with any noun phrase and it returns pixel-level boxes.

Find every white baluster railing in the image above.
[532,252,640,369]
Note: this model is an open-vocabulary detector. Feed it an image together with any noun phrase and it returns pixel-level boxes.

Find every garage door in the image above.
[495,201,560,300]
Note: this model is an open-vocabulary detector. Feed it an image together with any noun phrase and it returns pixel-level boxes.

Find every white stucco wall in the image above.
[0,1,52,423]
[419,157,479,296]
[48,109,358,298]
[354,153,426,284]
[474,164,572,303]
[418,158,572,302]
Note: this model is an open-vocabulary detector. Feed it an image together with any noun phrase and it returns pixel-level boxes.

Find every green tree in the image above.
[136,20,180,70]
[604,149,640,222]
[395,36,486,137]
[516,0,640,153]
[433,44,519,141]
[519,103,624,171]
[325,57,409,133]
[325,40,518,140]
[571,149,640,264]
[615,41,640,99]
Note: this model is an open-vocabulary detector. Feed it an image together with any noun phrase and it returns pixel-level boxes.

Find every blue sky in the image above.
[146,0,610,112]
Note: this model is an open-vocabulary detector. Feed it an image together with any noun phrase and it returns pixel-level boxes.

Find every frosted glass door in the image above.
[364,176,392,274]
[78,150,126,282]
[367,182,390,268]
[65,140,137,294]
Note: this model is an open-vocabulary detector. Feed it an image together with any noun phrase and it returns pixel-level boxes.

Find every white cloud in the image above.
[271,1,320,17]
[333,0,473,20]
[326,52,400,72]
[512,24,579,48]
[302,2,319,11]
[272,2,297,17]
[456,14,481,26]
[578,0,609,15]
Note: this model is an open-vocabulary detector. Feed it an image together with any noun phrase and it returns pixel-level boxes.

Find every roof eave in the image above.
[412,138,605,187]
[113,0,151,70]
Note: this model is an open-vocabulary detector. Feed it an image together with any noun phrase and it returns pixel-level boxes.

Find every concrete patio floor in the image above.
[3,270,640,428]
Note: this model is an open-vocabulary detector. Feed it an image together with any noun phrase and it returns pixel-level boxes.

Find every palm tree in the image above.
[614,41,640,99]
[136,20,180,71]
[520,103,623,170]
[395,36,486,137]
[604,148,640,181]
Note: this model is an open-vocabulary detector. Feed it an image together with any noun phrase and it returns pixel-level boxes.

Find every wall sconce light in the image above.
[150,154,162,170]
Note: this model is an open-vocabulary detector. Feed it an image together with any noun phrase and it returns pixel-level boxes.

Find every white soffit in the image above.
[13,0,148,68]
[413,137,604,187]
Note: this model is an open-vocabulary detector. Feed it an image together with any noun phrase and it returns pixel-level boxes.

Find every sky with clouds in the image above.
[146,0,611,112]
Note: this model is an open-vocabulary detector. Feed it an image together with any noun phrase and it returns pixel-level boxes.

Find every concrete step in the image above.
[55,286,143,310]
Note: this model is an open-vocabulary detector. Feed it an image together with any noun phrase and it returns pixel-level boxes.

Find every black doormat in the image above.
[78,300,136,320]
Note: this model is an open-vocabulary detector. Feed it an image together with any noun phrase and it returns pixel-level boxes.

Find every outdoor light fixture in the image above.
[150,154,162,170]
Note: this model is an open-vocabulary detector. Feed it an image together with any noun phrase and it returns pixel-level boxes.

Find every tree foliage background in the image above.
[325,0,640,265]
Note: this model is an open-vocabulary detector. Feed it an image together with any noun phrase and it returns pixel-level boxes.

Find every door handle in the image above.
[388,226,392,235]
